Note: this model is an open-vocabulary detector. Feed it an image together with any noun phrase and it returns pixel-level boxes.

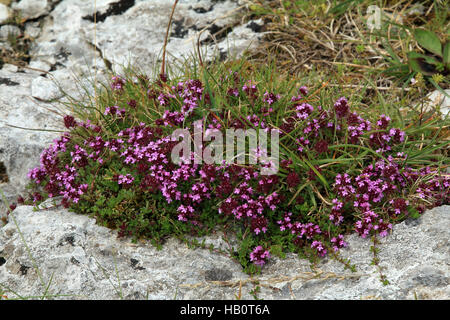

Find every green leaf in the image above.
[408,207,421,219]
[413,28,442,56]
[443,42,450,67]
[407,51,438,76]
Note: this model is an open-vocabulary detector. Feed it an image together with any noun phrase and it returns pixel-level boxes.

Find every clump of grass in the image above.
[11,54,448,275]
[243,0,449,91]
[368,1,449,91]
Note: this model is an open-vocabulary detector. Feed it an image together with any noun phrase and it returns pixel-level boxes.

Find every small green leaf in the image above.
[413,28,442,56]
[443,42,450,67]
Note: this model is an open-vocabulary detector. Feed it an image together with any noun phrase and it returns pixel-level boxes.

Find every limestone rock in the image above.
[24,21,41,38]
[0,3,12,25]
[31,76,64,101]
[0,67,62,216]
[0,25,21,40]
[425,89,450,118]
[11,0,54,20]
[0,204,448,300]
[28,0,261,76]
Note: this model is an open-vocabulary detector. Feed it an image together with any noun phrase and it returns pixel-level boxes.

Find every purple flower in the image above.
[263,92,280,105]
[311,241,327,257]
[377,114,391,129]
[298,86,308,97]
[286,171,301,188]
[250,246,271,266]
[334,97,349,118]
[111,76,126,91]
[277,212,293,231]
[243,81,257,98]
[117,174,135,186]
[104,106,126,117]
[314,140,329,154]
[127,99,137,108]
[9,203,17,212]
[389,198,409,215]
[63,115,77,129]
[227,87,239,97]
[331,235,347,252]
[251,216,268,235]
[295,103,314,120]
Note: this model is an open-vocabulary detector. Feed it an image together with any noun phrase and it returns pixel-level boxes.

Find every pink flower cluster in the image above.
[111,76,126,91]
[27,134,88,206]
[311,240,327,257]
[117,174,135,185]
[104,105,126,117]
[347,112,372,144]
[263,91,280,106]
[331,154,450,238]
[331,235,347,252]
[250,246,271,266]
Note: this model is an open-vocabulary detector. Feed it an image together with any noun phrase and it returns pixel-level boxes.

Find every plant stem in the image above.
[161,0,179,77]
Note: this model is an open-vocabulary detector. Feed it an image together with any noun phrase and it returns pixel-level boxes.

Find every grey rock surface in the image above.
[424,89,450,118]
[0,65,62,211]
[0,25,20,40]
[11,0,57,20]
[31,75,64,101]
[28,0,261,77]
[0,4,12,25]
[0,204,448,300]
